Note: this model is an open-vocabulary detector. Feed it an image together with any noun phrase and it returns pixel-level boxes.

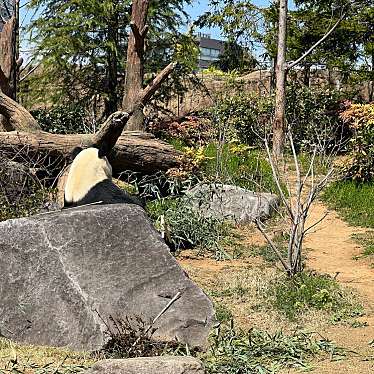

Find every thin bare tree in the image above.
[256,130,337,276]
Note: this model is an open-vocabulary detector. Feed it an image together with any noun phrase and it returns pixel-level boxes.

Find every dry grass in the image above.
[0,338,94,373]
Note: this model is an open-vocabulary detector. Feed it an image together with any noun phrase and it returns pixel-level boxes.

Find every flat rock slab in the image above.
[85,356,205,374]
[187,183,278,223]
[0,205,214,350]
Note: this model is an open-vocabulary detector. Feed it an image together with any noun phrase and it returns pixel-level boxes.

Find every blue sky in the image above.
[19,0,296,57]
[184,0,295,39]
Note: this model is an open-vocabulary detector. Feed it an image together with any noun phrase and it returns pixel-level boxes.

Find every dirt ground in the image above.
[178,200,374,373]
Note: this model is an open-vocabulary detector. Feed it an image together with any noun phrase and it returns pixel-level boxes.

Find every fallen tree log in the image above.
[0,130,183,174]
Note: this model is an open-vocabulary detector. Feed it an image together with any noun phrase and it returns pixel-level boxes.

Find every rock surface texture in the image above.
[0,205,214,350]
[85,356,205,374]
[187,183,278,223]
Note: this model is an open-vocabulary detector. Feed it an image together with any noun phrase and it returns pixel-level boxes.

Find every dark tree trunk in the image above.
[122,0,150,131]
[105,0,120,116]
[303,63,310,86]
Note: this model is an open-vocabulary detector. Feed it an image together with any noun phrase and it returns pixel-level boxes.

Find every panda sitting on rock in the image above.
[64,146,143,208]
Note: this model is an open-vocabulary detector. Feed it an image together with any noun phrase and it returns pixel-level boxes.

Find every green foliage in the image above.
[214,303,233,323]
[31,105,90,134]
[204,323,346,373]
[24,0,194,115]
[352,232,374,260]
[339,103,374,181]
[267,272,362,321]
[323,180,374,228]
[147,197,231,257]
[211,83,346,153]
[201,143,280,194]
[0,187,54,222]
[211,92,273,146]
[286,82,347,152]
[213,40,258,73]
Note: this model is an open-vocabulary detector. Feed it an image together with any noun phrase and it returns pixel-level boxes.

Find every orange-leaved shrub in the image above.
[339,102,374,181]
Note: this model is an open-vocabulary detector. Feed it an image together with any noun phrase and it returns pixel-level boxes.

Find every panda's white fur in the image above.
[64,147,112,204]
[64,147,142,208]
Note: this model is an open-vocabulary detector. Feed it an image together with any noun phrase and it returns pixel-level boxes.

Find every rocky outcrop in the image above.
[85,356,205,374]
[187,183,278,223]
[0,204,214,350]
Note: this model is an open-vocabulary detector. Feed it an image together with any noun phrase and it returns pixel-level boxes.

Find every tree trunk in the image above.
[0,130,183,174]
[272,0,288,159]
[303,63,310,86]
[122,0,150,131]
[0,1,17,99]
[0,90,40,131]
[105,0,120,116]
[369,51,374,102]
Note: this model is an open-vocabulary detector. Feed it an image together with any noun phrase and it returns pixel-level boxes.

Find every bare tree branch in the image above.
[287,12,346,71]
[255,219,291,274]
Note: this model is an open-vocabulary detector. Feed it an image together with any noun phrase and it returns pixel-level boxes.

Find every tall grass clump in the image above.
[267,272,363,322]
[202,143,280,194]
[323,181,374,228]
[204,323,346,373]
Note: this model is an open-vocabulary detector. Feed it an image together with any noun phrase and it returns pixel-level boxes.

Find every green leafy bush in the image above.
[204,323,345,373]
[268,272,362,321]
[32,105,91,134]
[286,82,347,152]
[211,84,346,153]
[147,197,231,257]
[339,103,374,181]
[0,158,56,221]
[211,92,273,145]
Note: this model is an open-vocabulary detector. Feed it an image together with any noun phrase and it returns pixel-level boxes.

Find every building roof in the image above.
[197,36,224,52]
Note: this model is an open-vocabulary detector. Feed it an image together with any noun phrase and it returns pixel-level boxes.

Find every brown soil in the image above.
[300,201,374,373]
[178,200,374,373]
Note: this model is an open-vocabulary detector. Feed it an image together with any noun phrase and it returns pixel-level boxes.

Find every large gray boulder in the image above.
[85,356,205,374]
[0,205,214,350]
[186,183,278,223]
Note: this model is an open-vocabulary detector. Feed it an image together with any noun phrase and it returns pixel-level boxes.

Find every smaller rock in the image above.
[85,356,205,374]
[186,183,278,224]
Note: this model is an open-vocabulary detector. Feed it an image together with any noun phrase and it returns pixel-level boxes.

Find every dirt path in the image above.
[299,201,374,373]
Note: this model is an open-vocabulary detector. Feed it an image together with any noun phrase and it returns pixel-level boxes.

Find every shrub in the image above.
[31,105,93,134]
[211,84,347,153]
[204,323,346,373]
[267,272,362,321]
[0,157,56,221]
[286,83,347,153]
[211,92,273,146]
[148,116,214,146]
[338,102,374,181]
[147,197,231,257]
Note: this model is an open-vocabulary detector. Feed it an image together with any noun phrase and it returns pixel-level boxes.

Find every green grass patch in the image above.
[203,324,346,373]
[267,272,363,322]
[214,303,234,323]
[249,232,289,263]
[0,337,93,373]
[201,143,282,194]
[352,232,374,258]
[323,181,374,228]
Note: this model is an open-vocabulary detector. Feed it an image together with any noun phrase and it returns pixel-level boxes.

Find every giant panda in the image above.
[64,147,143,208]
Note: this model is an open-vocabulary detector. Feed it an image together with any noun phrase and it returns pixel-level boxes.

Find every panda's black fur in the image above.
[63,146,143,208]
